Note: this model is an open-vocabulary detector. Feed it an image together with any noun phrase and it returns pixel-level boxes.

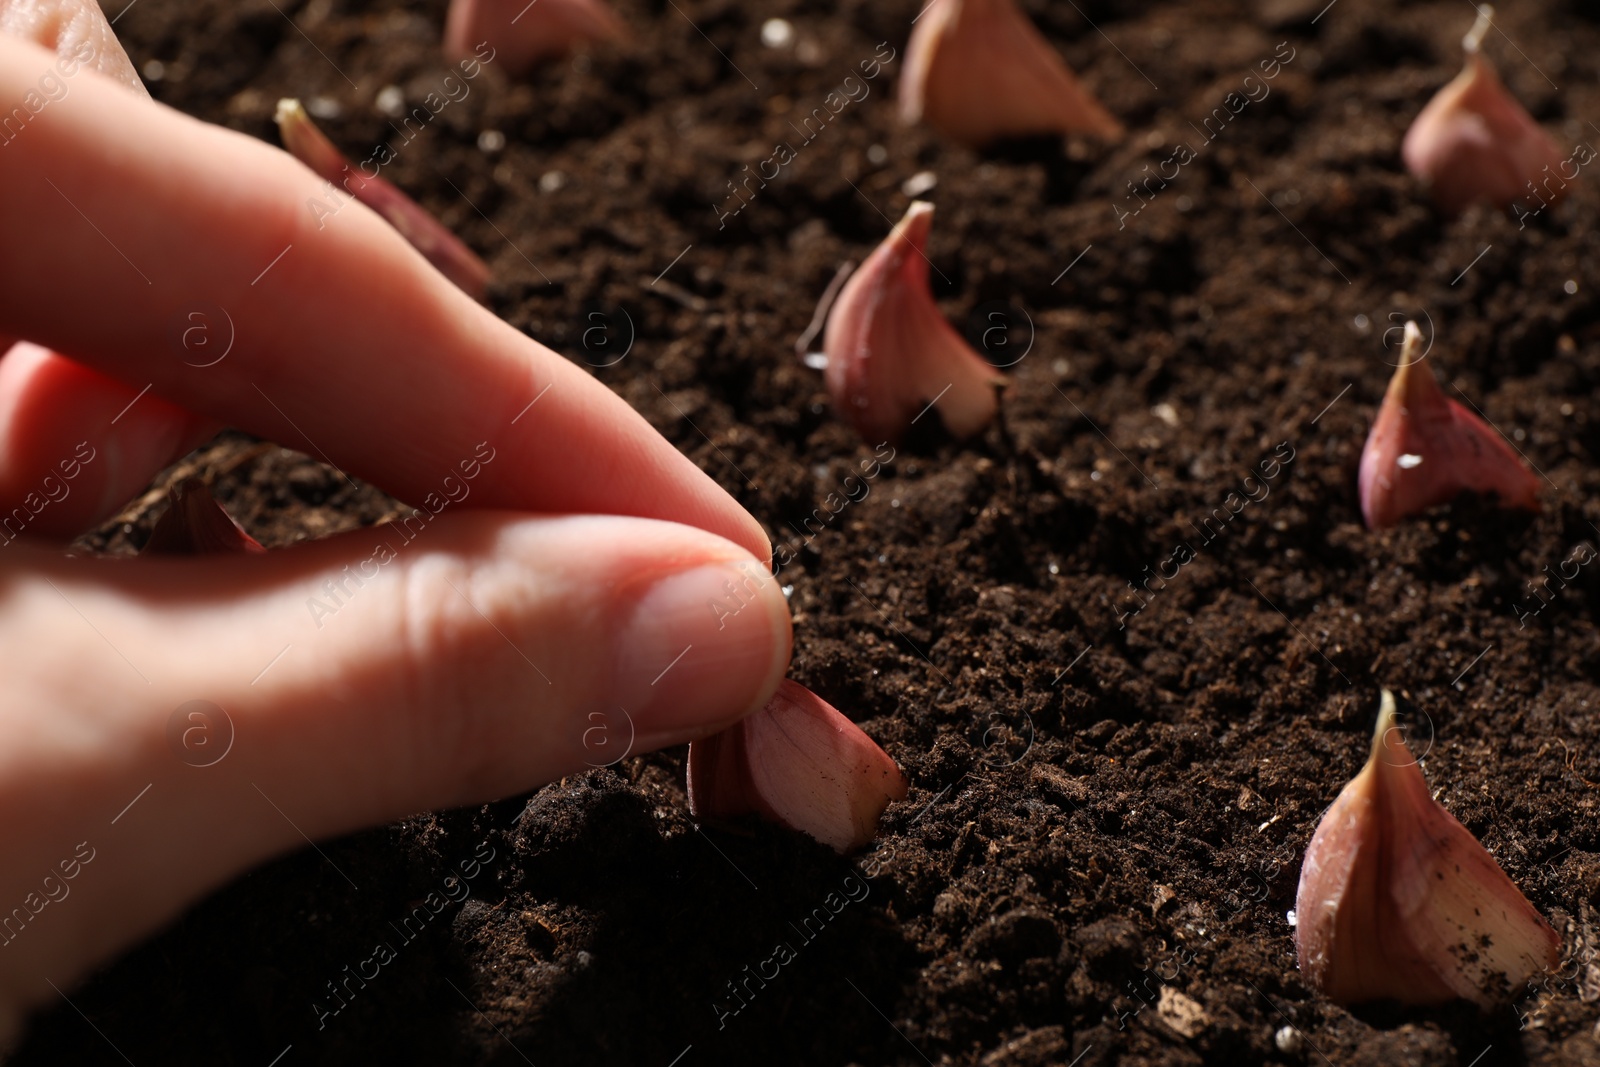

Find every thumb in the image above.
[0,512,790,1019]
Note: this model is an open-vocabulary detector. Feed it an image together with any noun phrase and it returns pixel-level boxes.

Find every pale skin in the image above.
[0,1,792,1045]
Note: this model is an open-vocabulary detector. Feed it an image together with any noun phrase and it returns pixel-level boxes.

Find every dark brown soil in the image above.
[16,0,1600,1062]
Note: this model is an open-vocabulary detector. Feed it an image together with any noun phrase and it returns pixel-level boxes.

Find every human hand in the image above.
[0,3,790,1046]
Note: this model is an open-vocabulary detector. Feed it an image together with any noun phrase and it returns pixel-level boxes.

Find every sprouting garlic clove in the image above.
[275,99,491,301]
[1295,689,1561,1009]
[686,679,908,854]
[822,200,1006,445]
[1401,5,1566,217]
[1357,321,1540,530]
[899,0,1123,148]
[143,479,266,556]
[443,0,627,76]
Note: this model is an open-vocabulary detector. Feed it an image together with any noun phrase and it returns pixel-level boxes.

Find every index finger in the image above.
[0,34,770,562]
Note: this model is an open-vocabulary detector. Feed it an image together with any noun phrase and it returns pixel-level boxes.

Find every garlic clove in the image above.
[275,99,491,301]
[443,0,627,76]
[899,0,1123,148]
[822,200,1006,445]
[1357,321,1540,530]
[1401,5,1566,217]
[1295,689,1561,1009]
[686,679,908,854]
[143,479,266,556]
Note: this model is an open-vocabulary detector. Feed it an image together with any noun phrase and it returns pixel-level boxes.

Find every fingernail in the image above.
[610,560,791,747]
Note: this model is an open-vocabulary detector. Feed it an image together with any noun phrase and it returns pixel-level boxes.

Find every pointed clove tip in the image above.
[1371,688,1398,754]
[274,95,341,176]
[144,478,266,556]
[1464,5,1494,55]
[1390,322,1426,391]
[897,200,936,240]
[1400,321,1423,364]
[273,92,490,301]
[1370,688,1418,769]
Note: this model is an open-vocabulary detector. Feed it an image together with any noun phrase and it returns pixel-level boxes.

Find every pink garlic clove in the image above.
[899,0,1123,148]
[443,0,626,76]
[822,200,1006,445]
[1357,321,1540,530]
[1296,689,1561,1009]
[143,479,266,556]
[275,99,491,301]
[1401,5,1566,217]
[686,679,908,854]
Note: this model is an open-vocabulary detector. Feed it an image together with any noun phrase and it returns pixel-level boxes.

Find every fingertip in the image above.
[727,507,777,570]
[607,553,792,753]
[0,343,214,537]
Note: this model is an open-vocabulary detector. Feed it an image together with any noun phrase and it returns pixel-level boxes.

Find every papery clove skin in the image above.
[143,479,266,556]
[275,99,491,301]
[1295,689,1560,1009]
[899,0,1123,147]
[1401,5,1566,217]
[822,200,1006,445]
[444,0,626,76]
[1357,321,1540,530]
[686,679,908,854]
